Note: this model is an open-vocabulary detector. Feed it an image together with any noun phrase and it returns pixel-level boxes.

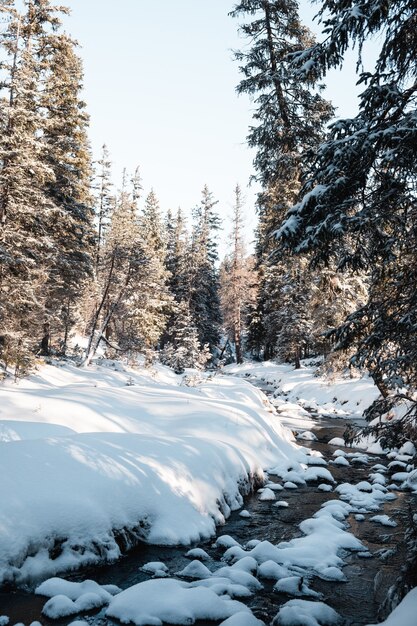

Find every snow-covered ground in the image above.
[0,358,305,586]
[1,357,416,626]
[225,361,379,419]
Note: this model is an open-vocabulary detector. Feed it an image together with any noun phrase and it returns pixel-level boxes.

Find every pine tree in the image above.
[0,0,65,369]
[277,0,417,438]
[41,31,95,353]
[188,185,222,351]
[95,144,114,268]
[220,184,256,363]
[160,300,209,374]
[230,0,334,366]
[165,207,189,304]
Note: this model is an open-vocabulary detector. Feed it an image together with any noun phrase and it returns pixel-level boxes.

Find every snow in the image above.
[219,614,265,626]
[239,510,252,518]
[185,548,209,560]
[36,576,120,600]
[274,576,321,598]
[366,587,417,626]
[369,515,397,528]
[176,560,212,579]
[259,488,276,501]
[0,360,301,585]
[225,361,379,420]
[273,599,341,625]
[106,578,250,625]
[141,562,169,577]
[331,456,350,466]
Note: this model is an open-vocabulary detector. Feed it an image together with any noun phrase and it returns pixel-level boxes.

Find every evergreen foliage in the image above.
[277,0,417,440]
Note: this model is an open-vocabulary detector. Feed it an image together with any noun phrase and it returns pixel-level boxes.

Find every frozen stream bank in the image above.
[0,360,415,626]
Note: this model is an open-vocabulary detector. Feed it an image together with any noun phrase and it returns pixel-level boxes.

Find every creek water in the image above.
[1,396,415,626]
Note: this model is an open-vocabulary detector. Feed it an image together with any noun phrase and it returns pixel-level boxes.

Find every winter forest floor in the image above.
[1,358,416,625]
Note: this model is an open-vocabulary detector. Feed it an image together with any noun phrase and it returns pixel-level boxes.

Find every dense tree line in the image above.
[0,0,229,376]
[231,0,417,446]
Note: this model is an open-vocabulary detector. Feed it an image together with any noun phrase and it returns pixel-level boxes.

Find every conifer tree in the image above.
[95,144,114,268]
[277,0,417,435]
[160,300,209,374]
[0,0,65,368]
[41,31,95,353]
[188,185,222,351]
[220,185,256,363]
[231,0,334,366]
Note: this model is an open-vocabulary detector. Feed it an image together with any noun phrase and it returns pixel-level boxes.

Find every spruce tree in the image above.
[277,0,417,435]
[95,144,114,269]
[160,301,209,374]
[0,0,64,369]
[231,0,334,365]
[220,184,256,363]
[41,32,95,353]
[188,185,222,351]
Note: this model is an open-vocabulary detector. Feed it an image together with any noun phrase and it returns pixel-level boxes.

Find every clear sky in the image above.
[64,1,361,249]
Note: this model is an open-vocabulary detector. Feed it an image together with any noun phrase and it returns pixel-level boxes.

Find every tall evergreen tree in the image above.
[41,32,95,353]
[95,144,114,269]
[231,0,334,365]
[188,185,222,351]
[0,0,66,369]
[277,0,417,435]
[220,184,256,363]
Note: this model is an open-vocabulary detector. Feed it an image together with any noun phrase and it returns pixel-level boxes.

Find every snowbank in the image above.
[0,360,300,586]
[225,361,379,418]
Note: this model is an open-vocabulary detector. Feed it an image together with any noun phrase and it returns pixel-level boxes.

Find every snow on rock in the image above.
[0,618,9,626]
[297,431,318,441]
[0,361,300,585]
[141,562,169,577]
[272,599,342,625]
[185,548,209,561]
[258,561,289,581]
[331,456,350,467]
[219,613,265,626]
[176,560,212,580]
[284,482,298,489]
[265,483,284,491]
[223,498,361,582]
[273,501,289,508]
[318,484,333,492]
[106,578,250,625]
[366,587,417,626]
[369,515,397,527]
[259,488,276,501]
[274,576,321,598]
[239,510,252,518]
[215,535,241,550]
[304,467,334,483]
[336,482,396,512]
[328,438,346,447]
[36,577,119,601]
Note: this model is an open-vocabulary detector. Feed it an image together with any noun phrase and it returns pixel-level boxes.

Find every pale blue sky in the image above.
[65,1,361,246]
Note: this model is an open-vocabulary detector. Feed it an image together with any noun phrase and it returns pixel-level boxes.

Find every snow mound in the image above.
[273,599,341,625]
[176,560,212,580]
[185,548,209,561]
[141,562,169,577]
[106,578,249,625]
[219,613,265,626]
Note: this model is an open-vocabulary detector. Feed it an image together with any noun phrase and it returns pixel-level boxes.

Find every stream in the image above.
[1,381,416,626]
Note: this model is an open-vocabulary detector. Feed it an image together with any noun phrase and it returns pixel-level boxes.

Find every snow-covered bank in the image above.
[225,361,379,418]
[0,360,302,586]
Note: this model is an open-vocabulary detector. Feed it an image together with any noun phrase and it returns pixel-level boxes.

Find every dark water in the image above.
[1,415,415,626]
